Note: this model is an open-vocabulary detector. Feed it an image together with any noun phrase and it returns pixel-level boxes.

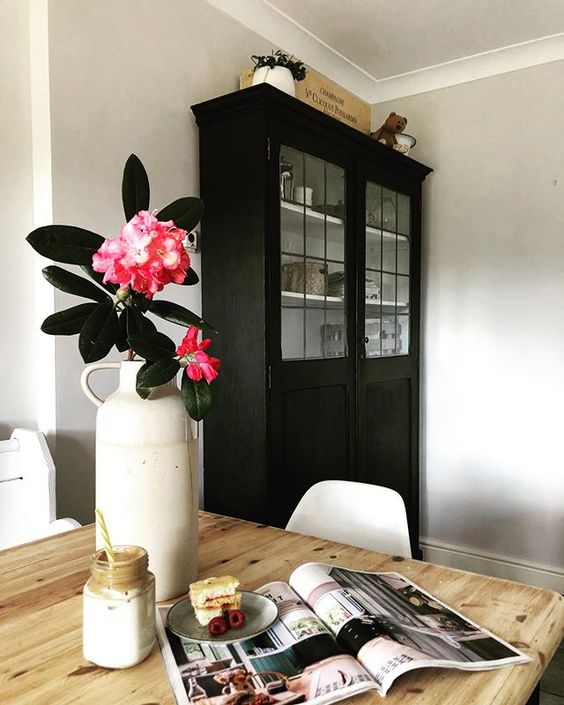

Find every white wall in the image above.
[374,61,564,581]
[36,0,270,523]
[0,0,36,435]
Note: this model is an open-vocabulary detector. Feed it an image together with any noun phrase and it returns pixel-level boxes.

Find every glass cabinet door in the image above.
[364,182,411,357]
[280,146,346,360]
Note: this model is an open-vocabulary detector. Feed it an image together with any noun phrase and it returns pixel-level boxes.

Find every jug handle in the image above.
[80,362,121,407]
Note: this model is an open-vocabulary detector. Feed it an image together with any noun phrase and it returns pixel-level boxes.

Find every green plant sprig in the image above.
[251,50,307,81]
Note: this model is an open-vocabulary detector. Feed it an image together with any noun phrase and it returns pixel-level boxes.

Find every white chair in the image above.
[286,480,412,558]
[0,428,81,550]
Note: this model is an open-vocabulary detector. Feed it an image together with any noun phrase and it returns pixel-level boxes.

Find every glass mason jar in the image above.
[83,545,156,669]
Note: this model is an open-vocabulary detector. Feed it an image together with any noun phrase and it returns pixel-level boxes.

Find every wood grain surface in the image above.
[0,512,562,704]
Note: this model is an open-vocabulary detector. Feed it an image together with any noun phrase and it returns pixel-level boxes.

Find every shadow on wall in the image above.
[55,430,96,526]
[429,481,564,569]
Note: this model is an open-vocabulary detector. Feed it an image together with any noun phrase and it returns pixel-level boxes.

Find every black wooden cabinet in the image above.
[192,85,431,555]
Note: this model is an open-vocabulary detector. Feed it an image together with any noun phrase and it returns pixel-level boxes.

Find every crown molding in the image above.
[205,1,564,106]
[369,32,564,103]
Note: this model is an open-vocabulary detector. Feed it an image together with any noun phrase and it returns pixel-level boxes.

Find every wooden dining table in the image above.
[1,511,562,705]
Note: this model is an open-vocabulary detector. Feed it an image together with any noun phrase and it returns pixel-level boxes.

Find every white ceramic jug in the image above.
[81,360,197,601]
[251,66,296,96]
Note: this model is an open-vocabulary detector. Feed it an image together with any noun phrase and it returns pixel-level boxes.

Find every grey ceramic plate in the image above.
[166,590,279,644]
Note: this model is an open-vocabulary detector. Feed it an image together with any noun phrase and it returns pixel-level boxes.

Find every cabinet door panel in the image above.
[358,165,422,556]
[272,385,350,527]
[363,378,412,500]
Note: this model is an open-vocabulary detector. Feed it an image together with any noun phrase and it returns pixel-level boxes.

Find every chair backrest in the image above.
[286,480,412,558]
[0,428,79,550]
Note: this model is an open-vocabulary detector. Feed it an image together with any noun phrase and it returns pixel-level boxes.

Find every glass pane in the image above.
[280,145,346,360]
[281,147,304,255]
[323,308,346,358]
[326,162,345,262]
[382,272,395,305]
[304,153,325,259]
[282,308,304,359]
[326,261,345,301]
[397,274,410,310]
[365,317,381,357]
[281,254,305,297]
[366,182,382,228]
[397,193,410,235]
[382,189,397,232]
[305,307,324,359]
[397,314,410,355]
[366,228,381,270]
[382,314,397,356]
[280,146,302,204]
[382,233,396,273]
[281,210,304,255]
[397,235,409,275]
[365,270,381,306]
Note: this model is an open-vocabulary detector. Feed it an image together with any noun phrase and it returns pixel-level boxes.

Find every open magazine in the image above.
[157,562,529,704]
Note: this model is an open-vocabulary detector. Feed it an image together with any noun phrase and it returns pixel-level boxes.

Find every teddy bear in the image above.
[371,112,408,150]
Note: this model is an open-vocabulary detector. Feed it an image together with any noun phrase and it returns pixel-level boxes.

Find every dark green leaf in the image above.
[79,302,120,363]
[116,310,129,352]
[131,291,151,312]
[27,225,105,264]
[126,306,157,337]
[127,330,176,361]
[149,300,217,335]
[176,268,199,286]
[80,264,119,294]
[122,154,150,221]
[41,303,98,336]
[137,358,180,389]
[42,266,110,303]
[156,197,204,232]
[136,362,152,399]
[181,374,212,421]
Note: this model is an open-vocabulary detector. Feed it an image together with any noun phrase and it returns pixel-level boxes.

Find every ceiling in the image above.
[268,0,564,78]
[206,0,564,102]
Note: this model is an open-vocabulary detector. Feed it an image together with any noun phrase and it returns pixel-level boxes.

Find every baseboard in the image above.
[420,538,564,594]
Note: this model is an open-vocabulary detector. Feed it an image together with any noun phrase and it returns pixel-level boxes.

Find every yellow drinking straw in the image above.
[95,508,115,563]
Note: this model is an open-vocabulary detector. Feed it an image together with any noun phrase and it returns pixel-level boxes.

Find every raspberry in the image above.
[208,616,228,636]
[228,609,246,629]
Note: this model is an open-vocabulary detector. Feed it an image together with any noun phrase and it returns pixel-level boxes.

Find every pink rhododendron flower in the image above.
[92,210,190,298]
[177,325,220,384]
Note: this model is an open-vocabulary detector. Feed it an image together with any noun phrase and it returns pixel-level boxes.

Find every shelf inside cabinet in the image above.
[281,200,343,244]
[366,223,409,242]
[282,291,407,310]
[281,200,406,242]
[282,291,343,309]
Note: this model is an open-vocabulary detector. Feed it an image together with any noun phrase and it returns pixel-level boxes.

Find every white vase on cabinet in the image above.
[251,66,296,96]
[81,360,197,601]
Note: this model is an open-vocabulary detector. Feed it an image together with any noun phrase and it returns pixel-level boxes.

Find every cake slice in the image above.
[190,575,240,607]
[189,575,241,626]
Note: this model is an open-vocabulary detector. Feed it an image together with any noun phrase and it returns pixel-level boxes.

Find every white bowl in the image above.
[394,133,416,154]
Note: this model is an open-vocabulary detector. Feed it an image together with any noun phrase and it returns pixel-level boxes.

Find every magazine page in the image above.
[157,581,377,705]
[289,563,529,696]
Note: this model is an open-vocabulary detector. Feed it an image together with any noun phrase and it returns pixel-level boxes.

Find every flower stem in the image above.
[127,348,134,361]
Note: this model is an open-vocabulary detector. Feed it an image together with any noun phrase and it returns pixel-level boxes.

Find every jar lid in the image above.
[89,545,149,589]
